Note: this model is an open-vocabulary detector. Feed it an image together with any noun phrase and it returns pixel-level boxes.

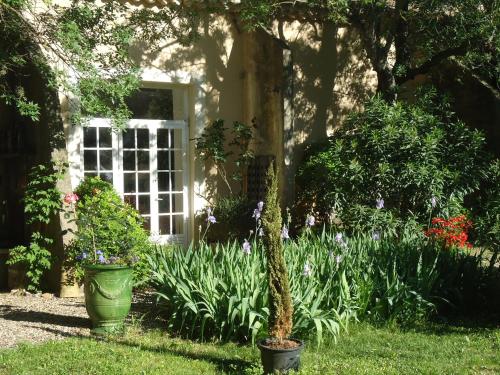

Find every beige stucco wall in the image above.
[47,4,377,242]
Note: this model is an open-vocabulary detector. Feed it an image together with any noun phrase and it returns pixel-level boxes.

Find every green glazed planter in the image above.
[83,264,133,335]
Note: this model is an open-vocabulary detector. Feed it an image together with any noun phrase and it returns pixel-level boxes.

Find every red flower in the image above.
[424,215,473,250]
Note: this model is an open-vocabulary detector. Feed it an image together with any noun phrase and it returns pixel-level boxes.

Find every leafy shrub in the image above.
[198,195,255,241]
[65,177,152,283]
[475,160,500,268]
[195,119,254,195]
[297,88,490,232]
[7,163,65,292]
[148,229,494,345]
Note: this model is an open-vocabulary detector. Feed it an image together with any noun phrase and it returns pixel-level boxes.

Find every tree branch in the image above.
[398,44,468,83]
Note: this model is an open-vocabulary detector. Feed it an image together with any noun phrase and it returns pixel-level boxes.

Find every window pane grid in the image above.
[83,126,113,184]
[84,101,186,242]
[121,128,152,231]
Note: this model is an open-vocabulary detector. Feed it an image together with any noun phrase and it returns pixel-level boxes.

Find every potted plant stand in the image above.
[257,338,304,374]
[84,264,133,335]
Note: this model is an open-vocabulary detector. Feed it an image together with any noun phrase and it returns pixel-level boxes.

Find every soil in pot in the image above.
[257,338,304,374]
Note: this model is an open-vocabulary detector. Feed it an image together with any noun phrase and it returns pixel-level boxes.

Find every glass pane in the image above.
[124,194,136,208]
[137,151,149,171]
[124,173,136,193]
[100,150,112,170]
[123,129,135,149]
[158,172,169,192]
[172,129,183,148]
[99,128,112,147]
[159,215,170,234]
[84,150,97,171]
[172,171,183,191]
[83,127,97,148]
[84,172,97,178]
[126,88,173,120]
[123,151,135,171]
[138,173,150,192]
[158,151,169,170]
[100,172,113,184]
[142,216,151,231]
[171,150,183,171]
[137,129,149,148]
[138,195,150,215]
[157,129,169,148]
[172,215,184,235]
[172,193,183,213]
[158,194,170,214]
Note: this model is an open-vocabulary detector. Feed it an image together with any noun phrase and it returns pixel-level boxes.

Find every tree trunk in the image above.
[375,65,397,102]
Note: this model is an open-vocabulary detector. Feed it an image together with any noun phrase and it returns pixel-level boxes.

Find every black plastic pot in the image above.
[257,338,304,374]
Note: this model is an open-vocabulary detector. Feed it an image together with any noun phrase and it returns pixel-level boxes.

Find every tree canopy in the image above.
[239,0,499,99]
[0,0,498,124]
[0,0,199,127]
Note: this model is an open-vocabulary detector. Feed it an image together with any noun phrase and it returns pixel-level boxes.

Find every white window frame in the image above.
[77,117,189,246]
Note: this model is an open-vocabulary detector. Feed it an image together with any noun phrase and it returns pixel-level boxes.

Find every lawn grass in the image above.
[0,323,498,374]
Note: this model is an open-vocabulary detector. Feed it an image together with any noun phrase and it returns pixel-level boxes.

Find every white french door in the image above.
[80,118,189,245]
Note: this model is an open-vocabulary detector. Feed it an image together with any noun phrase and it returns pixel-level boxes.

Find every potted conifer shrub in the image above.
[65,177,151,335]
[258,163,304,373]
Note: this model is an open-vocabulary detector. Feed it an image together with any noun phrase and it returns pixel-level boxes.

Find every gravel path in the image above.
[0,291,89,348]
[0,290,157,349]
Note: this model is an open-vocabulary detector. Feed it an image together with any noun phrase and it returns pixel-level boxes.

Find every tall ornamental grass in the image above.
[147,229,493,345]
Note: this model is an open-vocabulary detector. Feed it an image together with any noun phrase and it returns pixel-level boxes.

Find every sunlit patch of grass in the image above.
[1,323,498,374]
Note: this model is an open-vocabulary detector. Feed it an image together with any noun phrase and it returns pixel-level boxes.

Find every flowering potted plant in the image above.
[258,163,304,374]
[65,177,150,334]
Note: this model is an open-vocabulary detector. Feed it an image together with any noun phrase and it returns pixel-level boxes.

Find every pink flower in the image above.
[64,193,79,204]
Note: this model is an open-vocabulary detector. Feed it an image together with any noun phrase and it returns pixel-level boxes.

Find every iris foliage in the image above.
[148,229,496,346]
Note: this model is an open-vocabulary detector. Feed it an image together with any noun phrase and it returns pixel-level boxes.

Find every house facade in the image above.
[0,3,377,293]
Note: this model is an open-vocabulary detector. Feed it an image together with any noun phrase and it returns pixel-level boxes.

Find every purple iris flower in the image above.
[303,262,312,277]
[98,254,106,264]
[242,239,251,255]
[76,252,88,261]
[252,209,261,221]
[207,215,216,224]
[431,196,437,208]
[306,215,315,227]
[376,198,384,209]
[257,201,264,212]
[281,226,289,240]
[335,232,347,247]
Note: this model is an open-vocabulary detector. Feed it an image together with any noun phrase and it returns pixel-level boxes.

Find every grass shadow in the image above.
[109,336,255,374]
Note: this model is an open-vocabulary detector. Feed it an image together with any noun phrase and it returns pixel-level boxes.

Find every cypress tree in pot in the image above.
[258,163,304,374]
